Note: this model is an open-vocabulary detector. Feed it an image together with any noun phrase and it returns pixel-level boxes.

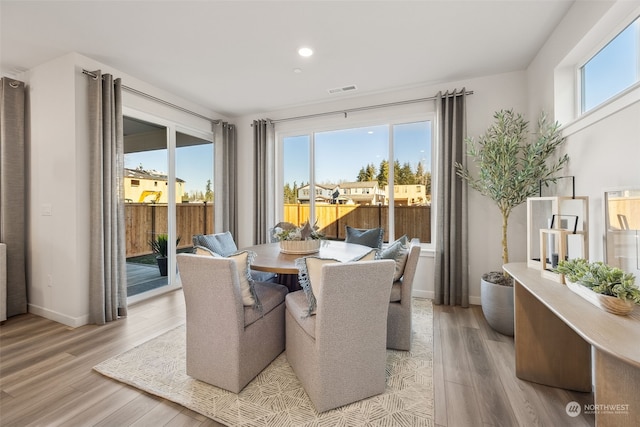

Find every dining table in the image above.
[242,240,373,291]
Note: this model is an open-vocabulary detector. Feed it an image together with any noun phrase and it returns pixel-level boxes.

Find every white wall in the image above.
[24,52,225,327]
[236,70,529,304]
[527,0,640,264]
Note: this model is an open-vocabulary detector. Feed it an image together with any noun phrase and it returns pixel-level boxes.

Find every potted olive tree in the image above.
[455,109,569,335]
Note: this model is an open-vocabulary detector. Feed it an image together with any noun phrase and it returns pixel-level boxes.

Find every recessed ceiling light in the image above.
[293,68,303,73]
[298,47,313,57]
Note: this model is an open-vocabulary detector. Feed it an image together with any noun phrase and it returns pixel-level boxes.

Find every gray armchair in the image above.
[177,253,288,393]
[285,259,395,412]
[387,239,421,351]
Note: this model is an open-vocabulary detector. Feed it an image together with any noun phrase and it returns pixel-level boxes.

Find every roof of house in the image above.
[125,168,185,183]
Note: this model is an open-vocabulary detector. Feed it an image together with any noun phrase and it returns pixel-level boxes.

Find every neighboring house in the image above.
[124,168,185,204]
[387,184,429,206]
[339,181,385,205]
[297,183,338,203]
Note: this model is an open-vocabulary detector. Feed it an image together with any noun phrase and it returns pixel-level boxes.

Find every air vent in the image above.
[328,85,357,94]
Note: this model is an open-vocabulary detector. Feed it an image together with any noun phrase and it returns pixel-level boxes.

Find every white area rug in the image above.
[94,298,433,426]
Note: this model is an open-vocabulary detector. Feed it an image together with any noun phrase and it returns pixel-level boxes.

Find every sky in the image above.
[284,121,432,186]
[582,16,638,111]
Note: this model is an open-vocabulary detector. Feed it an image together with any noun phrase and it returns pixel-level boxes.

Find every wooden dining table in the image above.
[242,240,373,291]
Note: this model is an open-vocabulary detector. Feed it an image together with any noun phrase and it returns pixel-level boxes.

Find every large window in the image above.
[281,119,433,244]
[581,15,639,113]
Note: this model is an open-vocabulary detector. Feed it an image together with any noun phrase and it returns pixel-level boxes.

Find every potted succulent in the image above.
[557,258,640,315]
[455,109,569,335]
[149,233,181,276]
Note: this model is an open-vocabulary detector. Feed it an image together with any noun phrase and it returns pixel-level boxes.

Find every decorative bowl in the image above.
[279,239,321,255]
[566,280,636,316]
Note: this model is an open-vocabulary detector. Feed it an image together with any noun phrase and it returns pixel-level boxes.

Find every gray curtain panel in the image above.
[0,78,28,317]
[88,71,127,324]
[253,119,272,244]
[218,122,238,239]
[434,89,469,307]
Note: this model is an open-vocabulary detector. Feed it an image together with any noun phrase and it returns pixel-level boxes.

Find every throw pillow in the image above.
[345,225,384,249]
[192,246,260,309]
[295,256,340,316]
[228,251,261,308]
[376,235,409,281]
[193,245,218,257]
[192,231,238,257]
[350,248,378,261]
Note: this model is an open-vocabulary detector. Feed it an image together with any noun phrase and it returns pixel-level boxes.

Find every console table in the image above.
[504,263,640,427]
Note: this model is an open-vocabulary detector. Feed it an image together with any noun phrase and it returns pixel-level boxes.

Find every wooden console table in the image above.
[504,263,640,427]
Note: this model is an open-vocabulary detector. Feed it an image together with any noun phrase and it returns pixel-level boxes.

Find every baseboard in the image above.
[28,303,88,328]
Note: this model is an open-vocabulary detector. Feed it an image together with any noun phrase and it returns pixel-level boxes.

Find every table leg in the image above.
[593,349,640,426]
[276,273,301,292]
[514,281,592,392]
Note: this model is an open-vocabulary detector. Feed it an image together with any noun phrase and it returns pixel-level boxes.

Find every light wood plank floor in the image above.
[1,291,595,426]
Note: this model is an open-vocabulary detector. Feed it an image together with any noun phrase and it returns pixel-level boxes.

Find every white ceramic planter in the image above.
[481,278,514,336]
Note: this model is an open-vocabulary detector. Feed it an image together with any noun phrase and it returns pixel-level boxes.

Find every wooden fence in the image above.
[125,203,214,257]
[126,202,431,258]
[283,203,431,243]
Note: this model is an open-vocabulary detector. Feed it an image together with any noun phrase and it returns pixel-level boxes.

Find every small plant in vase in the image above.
[273,220,324,254]
[149,233,181,276]
[557,259,639,315]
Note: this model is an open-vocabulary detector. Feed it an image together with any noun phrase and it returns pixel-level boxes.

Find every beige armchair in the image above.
[285,259,395,412]
[387,239,421,351]
[176,253,288,393]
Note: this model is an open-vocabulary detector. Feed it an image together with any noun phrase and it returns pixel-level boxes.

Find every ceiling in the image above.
[0,0,575,117]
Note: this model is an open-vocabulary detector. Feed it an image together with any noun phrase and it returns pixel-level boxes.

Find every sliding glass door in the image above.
[123,113,214,300]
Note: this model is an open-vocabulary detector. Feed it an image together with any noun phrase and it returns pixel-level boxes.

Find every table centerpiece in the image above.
[273,221,324,254]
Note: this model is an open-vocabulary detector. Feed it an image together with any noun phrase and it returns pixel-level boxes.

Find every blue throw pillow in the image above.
[345,226,384,249]
[376,235,409,281]
[192,231,238,257]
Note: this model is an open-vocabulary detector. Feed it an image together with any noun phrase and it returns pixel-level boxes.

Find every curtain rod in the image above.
[268,89,473,124]
[82,69,221,125]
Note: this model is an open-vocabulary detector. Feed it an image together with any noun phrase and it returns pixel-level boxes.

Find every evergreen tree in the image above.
[204,179,214,202]
[400,162,415,185]
[356,167,367,182]
[377,159,389,187]
[365,163,377,182]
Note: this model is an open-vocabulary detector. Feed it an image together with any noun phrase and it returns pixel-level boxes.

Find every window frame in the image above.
[578,14,640,114]
[275,111,436,248]
[555,3,640,136]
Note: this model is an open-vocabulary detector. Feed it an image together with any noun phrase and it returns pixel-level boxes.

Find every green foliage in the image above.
[557,259,640,303]
[149,234,181,258]
[455,109,569,265]
[377,159,389,187]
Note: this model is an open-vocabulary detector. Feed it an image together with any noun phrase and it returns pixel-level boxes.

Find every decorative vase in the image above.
[279,239,321,254]
[565,280,635,316]
[156,256,168,276]
[481,278,514,336]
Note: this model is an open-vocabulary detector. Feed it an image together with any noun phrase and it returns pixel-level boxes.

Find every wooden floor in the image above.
[0,291,595,427]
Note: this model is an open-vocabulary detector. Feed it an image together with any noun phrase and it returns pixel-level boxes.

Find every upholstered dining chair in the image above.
[285,259,395,412]
[386,238,421,351]
[176,253,288,393]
